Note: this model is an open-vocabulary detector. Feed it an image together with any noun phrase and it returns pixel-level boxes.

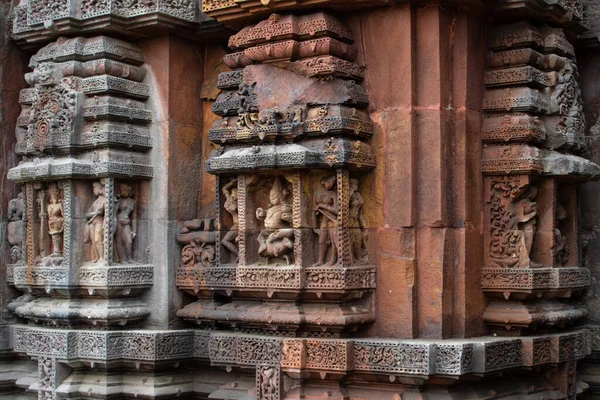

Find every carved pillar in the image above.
[481,21,594,335]
[5,36,156,399]
[481,13,598,399]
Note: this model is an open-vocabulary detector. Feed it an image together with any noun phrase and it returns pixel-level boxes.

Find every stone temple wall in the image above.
[1,0,600,399]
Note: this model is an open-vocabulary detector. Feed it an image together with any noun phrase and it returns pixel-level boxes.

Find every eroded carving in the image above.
[43,183,64,260]
[7,191,25,264]
[489,177,538,269]
[221,178,239,263]
[178,207,218,268]
[256,365,281,400]
[85,181,106,263]
[313,175,339,266]
[114,183,137,264]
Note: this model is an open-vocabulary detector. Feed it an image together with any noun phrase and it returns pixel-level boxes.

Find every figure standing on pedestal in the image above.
[47,183,64,257]
[313,175,339,266]
[115,183,137,264]
[349,178,368,264]
[85,181,106,263]
[221,178,239,263]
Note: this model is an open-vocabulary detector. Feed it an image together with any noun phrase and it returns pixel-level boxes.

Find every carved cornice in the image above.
[9,0,224,49]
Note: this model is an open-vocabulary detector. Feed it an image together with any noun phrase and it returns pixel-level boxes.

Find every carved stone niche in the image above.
[178,11,375,335]
[177,171,376,334]
[9,0,221,49]
[13,178,151,294]
[6,36,155,329]
[480,142,600,334]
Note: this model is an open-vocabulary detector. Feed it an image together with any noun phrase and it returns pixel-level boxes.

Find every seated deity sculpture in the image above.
[256,177,294,265]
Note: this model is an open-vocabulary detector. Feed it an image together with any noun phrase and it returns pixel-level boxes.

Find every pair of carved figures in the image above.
[313,175,368,266]
[85,181,137,264]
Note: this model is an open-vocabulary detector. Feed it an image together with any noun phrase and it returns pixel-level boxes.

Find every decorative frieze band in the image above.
[11,327,591,375]
[10,1,219,49]
[176,264,376,291]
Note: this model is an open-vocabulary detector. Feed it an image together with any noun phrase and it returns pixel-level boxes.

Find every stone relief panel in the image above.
[176,11,376,337]
[6,190,26,283]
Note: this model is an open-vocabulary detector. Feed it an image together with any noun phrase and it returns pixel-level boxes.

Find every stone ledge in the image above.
[177,299,375,331]
[9,326,592,376]
[10,1,223,50]
[8,156,154,183]
[481,267,590,292]
[206,140,376,173]
[176,264,376,293]
[10,299,150,328]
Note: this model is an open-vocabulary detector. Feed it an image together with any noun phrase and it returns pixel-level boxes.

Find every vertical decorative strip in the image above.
[103,177,115,265]
[37,357,57,400]
[25,183,35,268]
[61,180,72,268]
[286,172,302,268]
[237,174,247,266]
[256,364,282,400]
[215,174,221,266]
[336,169,351,267]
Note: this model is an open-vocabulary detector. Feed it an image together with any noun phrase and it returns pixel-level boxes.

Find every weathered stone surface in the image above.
[1,2,598,400]
[9,0,223,49]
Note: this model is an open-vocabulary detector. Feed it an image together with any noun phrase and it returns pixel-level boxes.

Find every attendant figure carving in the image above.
[554,200,570,266]
[349,179,368,263]
[515,186,538,261]
[46,183,64,257]
[221,178,239,263]
[256,177,294,265]
[115,183,137,264]
[313,175,339,266]
[84,181,106,263]
[7,191,25,264]
[259,367,279,400]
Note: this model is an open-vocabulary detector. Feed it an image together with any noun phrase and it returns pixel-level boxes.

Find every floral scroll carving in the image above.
[489,177,538,269]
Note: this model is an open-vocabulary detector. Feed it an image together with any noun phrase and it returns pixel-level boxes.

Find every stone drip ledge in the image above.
[8,326,591,377]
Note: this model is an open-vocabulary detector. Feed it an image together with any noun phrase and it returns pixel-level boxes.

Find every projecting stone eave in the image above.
[541,150,600,181]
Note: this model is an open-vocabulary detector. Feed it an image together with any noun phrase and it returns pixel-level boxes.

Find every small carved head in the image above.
[92,182,104,196]
[119,183,133,198]
[320,175,336,190]
[48,183,61,203]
